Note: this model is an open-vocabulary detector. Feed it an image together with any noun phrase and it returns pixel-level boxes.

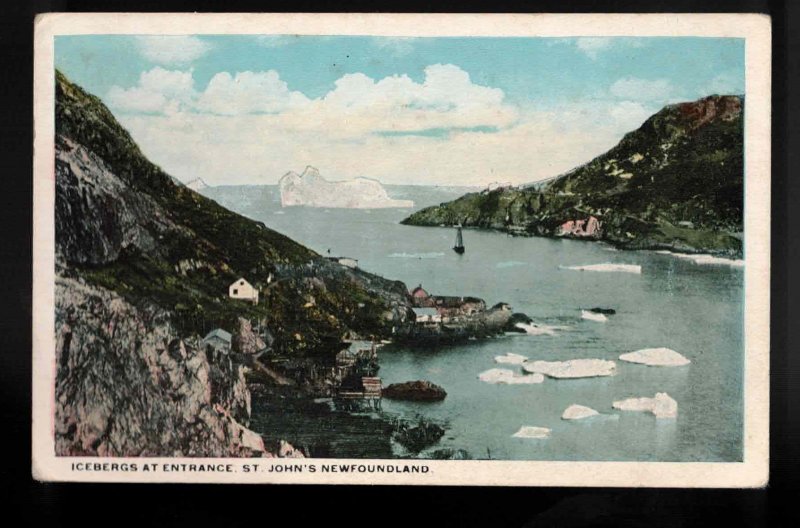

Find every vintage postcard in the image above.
[32,13,771,486]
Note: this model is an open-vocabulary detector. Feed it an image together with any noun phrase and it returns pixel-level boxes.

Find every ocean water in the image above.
[203,185,744,462]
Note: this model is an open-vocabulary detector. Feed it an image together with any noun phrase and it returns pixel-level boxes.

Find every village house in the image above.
[431,296,486,317]
[412,307,441,324]
[201,328,232,354]
[410,285,431,306]
[556,216,602,238]
[229,277,259,304]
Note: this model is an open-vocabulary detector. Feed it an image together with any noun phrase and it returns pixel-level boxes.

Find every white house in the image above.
[229,277,259,304]
[412,307,441,324]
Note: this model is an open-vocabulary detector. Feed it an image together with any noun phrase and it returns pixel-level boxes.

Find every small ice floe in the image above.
[494,353,528,365]
[612,392,678,419]
[581,310,608,323]
[496,260,526,269]
[388,252,445,259]
[514,322,567,335]
[561,404,600,421]
[657,251,744,268]
[619,348,690,367]
[478,368,544,385]
[561,263,642,274]
[522,359,616,379]
[511,426,551,439]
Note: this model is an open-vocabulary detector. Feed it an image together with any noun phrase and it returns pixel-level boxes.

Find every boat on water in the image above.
[453,226,465,254]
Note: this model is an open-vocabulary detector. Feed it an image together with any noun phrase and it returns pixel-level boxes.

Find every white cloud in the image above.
[610,77,679,103]
[254,35,292,48]
[106,65,658,187]
[704,72,744,96]
[135,36,213,65]
[575,38,611,59]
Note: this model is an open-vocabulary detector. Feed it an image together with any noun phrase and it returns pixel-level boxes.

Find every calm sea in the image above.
[203,184,744,462]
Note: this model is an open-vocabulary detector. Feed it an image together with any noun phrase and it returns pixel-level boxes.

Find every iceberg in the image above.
[388,252,444,259]
[278,166,414,209]
[184,177,209,191]
[494,353,528,365]
[561,404,600,420]
[581,310,607,323]
[478,368,544,385]
[515,322,561,335]
[511,426,551,439]
[522,359,616,379]
[561,263,642,274]
[619,347,690,367]
[657,250,744,268]
[612,392,678,419]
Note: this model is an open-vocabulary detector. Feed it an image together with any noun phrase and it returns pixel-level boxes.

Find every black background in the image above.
[2,1,797,526]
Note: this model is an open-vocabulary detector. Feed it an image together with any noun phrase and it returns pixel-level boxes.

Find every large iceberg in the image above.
[561,404,600,420]
[612,392,678,418]
[619,348,690,367]
[511,426,551,439]
[561,263,642,274]
[478,368,544,384]
[522,359,617,378]
[278,166,414,209]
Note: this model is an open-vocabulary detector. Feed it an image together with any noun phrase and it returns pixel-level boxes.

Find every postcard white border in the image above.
[32,12,771,487]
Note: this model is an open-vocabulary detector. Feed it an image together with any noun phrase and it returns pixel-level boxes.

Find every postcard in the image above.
[32,13,771,486]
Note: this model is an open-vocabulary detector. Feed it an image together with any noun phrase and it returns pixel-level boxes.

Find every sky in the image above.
[55,35,744,187]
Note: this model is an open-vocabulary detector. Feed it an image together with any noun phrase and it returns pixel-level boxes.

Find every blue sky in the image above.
[55,35,744,186]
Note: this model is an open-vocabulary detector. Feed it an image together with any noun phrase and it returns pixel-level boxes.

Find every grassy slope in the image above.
[56,70,409,357]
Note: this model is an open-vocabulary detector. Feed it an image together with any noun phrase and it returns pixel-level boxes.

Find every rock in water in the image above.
[512,426,551,439]
[562,404,600,420]
[619,348,690,367]
[382,380,447,401]
[522,359,617,379]
[478,368,545,385]
[588,307,616,315]
[613,392,678,419]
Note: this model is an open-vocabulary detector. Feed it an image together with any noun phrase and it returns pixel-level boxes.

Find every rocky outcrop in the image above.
[383,381,447,402]
[55,276,263,457]
[403,95,744,257]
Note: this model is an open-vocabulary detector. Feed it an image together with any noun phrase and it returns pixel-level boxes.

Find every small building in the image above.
[432,296,486,317]
[410,284,430,300]
[412,307,441,324]
[201,328,232,354]
[229,277,259,304]
[326,256,359,269]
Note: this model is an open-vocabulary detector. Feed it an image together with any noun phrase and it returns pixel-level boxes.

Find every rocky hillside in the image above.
[54,70,413,456]
[402,95,744,257]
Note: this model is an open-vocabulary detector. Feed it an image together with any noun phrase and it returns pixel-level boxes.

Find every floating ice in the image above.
[613,392,678,419]
[478,368,544,385]
[388,252,445,259]
[496,261,526,269]
[511,426,551,439]
[619,348,690,367]
[514,322,569,335]
[494,353,528,365]
[581,310,608,323]
[522,359,617,379]
[561,263,642,274]
[657,251,744,267]
[562,404,600,420]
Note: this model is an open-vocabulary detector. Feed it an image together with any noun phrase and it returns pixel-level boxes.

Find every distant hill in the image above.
[402,95,744,257]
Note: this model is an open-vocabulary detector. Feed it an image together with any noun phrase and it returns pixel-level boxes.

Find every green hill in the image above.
[402,95,744,257]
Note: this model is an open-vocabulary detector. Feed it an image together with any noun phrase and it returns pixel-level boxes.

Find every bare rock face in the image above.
[232,317,268,356]
[383,380,447,401]
[55,276,264,457]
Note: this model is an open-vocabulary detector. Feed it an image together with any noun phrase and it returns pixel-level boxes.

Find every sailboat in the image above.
[453,225,465,254]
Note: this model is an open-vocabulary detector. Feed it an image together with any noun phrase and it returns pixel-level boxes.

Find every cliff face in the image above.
[402,95,744,257]
[54,70,413,456]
